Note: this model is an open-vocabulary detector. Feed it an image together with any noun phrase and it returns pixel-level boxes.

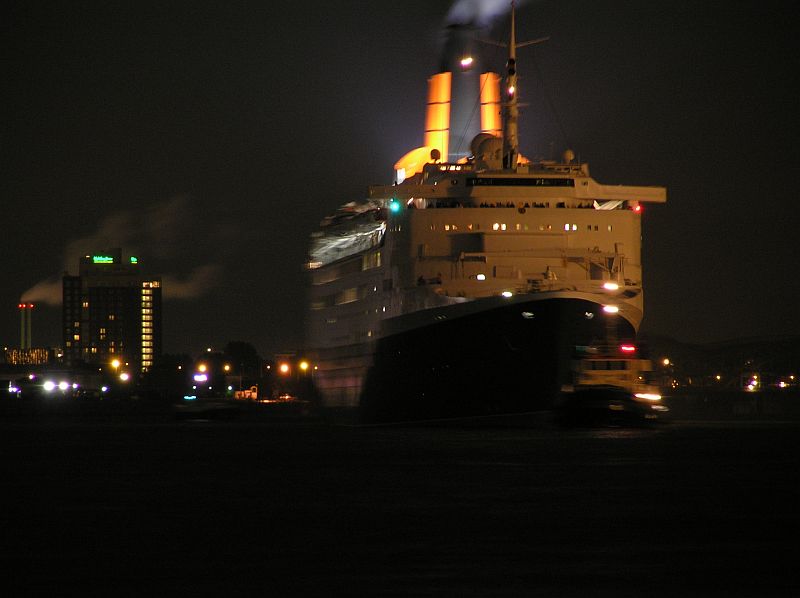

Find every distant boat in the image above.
[304,3,666,422]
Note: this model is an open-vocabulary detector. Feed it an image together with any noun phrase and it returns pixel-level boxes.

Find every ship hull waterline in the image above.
[312,297,636,423]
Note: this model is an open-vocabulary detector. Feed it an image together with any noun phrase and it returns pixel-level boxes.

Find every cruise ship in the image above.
[304,5,666,422]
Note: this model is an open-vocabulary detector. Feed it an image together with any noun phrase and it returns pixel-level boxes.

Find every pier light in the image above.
[299,360,309,372]
[460,56,473,69]
[501,291,513,298]
[58,381,69,391]
[662,358,671,366]
[198,364,207,373]
[279,362,290,375]
[111,358,121,370]
[119,372,130,382]
[43,381,56,392]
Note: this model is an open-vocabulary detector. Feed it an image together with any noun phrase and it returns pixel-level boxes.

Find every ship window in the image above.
[335,287,358,305]
[493,223,500,231]
[608,225,613,232]
[515,224,521,231]
[594,225,599,231]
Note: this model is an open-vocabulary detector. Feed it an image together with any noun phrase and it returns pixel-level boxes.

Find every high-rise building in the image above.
[63,249,162,374]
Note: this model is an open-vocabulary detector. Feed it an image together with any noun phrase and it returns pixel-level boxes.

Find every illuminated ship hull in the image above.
[304,10,665,423]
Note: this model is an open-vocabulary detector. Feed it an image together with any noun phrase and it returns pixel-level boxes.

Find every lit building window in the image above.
[82,301,89,308]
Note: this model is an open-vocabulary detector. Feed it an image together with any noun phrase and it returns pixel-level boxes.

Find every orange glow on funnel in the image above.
[424,72,451,162]
[480,73,501,137]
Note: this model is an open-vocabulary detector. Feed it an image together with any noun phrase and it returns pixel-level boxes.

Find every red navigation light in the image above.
[28,303,34,309]
[620,345,637,353]
[632,204,642,213]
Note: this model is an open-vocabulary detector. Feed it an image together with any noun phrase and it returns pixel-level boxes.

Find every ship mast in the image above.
[502,1,519,169]
[500,1,549,169]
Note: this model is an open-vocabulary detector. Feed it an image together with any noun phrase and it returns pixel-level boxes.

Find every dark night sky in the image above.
[2,0,797,358]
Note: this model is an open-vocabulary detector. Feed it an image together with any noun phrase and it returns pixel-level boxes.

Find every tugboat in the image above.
[556,343,669,425]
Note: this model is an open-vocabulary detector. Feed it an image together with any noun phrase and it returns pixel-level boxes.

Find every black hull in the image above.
[359,298,635,423]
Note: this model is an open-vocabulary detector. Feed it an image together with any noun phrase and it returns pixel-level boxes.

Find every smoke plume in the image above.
[445,0,530,28]
[21,195,235,305]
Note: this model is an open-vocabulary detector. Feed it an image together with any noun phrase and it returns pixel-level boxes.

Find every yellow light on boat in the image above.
[501,291,513,298]
[635,392,662,401]
[299,360,309,372]
[279,363,290,375]
[603,305,619,313]
[603,282,619,290]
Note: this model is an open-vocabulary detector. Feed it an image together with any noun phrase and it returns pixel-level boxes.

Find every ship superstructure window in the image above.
[336,288,358,305]
[564,224,578,231]
[469,177,575,187]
